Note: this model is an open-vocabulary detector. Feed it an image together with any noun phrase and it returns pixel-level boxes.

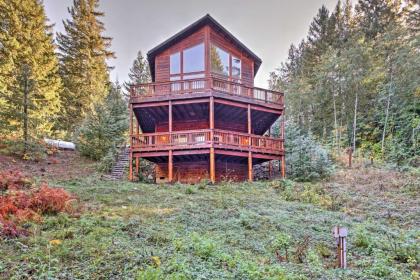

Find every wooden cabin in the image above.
[129,14,285,184]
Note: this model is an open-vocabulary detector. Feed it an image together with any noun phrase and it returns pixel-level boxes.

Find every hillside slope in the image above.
[0,161,418,279]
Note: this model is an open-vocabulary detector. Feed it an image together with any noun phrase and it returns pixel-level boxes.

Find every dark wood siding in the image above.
[155,27,206,83]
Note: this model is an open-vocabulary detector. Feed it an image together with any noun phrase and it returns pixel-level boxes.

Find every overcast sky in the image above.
[43,0,338,88]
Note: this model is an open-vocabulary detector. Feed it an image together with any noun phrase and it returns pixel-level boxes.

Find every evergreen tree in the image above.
[57,0,114,134]
[76,82,128,162]
[123,50,150,95]
[0,0,61,151]
[355,0,397,38]
[271,0,419,167]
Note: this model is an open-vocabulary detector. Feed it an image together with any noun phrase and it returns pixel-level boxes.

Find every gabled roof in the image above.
[147,14,262,81]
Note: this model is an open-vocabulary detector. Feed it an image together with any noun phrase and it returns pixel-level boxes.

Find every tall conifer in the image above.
[57,0,114,133]
[123,51,150,94]
[0,0,61,148]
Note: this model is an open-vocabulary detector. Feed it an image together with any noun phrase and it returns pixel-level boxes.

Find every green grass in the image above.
[0,171,418,279]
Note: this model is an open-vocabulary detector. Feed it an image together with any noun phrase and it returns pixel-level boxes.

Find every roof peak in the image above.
[147,14,262,81]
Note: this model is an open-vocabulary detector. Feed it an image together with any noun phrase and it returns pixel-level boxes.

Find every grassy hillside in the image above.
[0,163,418,279]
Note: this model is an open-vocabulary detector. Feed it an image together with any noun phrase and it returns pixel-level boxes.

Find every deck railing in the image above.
[131,129,284,154]
[131,77,284,105]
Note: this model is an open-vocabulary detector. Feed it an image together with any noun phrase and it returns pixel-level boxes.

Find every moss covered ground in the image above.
[0,167,418,279]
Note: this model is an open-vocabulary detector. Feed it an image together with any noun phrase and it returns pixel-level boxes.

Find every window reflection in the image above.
[170,52,180,74]
[232,56,241,78]
[211,45,229,76]
[183,43,204,73]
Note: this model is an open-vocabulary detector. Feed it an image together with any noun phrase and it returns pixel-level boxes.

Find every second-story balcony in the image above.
[131,129,284,156]
[130,76,284,107]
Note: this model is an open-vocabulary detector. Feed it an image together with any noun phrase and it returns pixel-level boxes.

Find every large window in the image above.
[211,44,241,79]
[169,43,205,81]
[210,45,229,76]
[170,52,181,74]
[232,56,241,78]
[183,43,204,73]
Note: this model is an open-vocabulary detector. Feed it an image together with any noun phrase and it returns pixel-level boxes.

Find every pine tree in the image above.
[57,0,114,134]
[0,0,61,151]
[76,82,128,161]
[355,0,397,38]
[123,51,150,95]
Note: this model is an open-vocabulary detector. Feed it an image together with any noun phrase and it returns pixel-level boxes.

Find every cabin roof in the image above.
[147,14,262,81]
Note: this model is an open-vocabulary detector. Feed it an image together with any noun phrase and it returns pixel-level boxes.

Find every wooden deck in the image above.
[130,76,284,108]
[131,129,284,155]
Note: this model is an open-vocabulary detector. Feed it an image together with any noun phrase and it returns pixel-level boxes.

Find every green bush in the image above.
[76,83,128,163]
[277,121,334,181]
[190,232,217,260]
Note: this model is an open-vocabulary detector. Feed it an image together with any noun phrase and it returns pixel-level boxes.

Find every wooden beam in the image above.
[173,98,210,105]
[169,101,172,133]
[248,151,253,182]
[210,96,215,183]
[247,104,252,182]
[168,150,173,183]
[135,156,139,179]
[133,101,169,108]
[129,103,133,181]
[173,149,210,156]
[268,126,272,178]
[281,155,286,178]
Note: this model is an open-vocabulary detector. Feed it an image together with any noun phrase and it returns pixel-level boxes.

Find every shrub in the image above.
[0,171,77,238]
[76,83,128,162]
[31,185,75,214]
[190,232,217,260]
[0,169,33,192]
[281,121,334,181]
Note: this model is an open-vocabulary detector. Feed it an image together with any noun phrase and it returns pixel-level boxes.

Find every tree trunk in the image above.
[381,71,393,153]
[23,66,29,154]
[352,89,358,154]
[333,88,338,152]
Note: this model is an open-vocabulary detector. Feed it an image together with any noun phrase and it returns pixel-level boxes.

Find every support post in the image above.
[268,126,272,178]
[281,155,286,178]
[135,156,139,179]
[209,97,215,183]
[281,115,286,178]
[168,150,173,183]
[168,101,173,183]
[247,104,253,182]
[129,104,133,181]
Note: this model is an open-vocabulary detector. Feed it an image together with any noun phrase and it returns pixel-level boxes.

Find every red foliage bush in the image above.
[0,218,28,238]
[0,171,77,238]
[31,184,74,215]
[0,169,32,191]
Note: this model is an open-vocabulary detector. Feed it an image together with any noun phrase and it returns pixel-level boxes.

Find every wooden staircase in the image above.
[105,146,130,180]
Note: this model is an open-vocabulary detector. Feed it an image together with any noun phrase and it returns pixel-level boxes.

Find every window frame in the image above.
[210,43,242,81]
[169,42,206,81]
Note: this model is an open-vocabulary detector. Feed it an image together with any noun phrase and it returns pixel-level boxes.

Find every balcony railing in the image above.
[130,77,284,105]
[131,129,284,155]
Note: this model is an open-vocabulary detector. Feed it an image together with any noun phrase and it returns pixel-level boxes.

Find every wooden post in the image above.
[281,115,286,178]
[168,150,173,183]
[135,156,139,179]
[332,226,348,269]
[168,101,173,183]
[209,97,215,183]
[135,114,140,180]
[129,104,133,181]
[268,126,272,178]
[247,104,253,182]
[281,155,286,178]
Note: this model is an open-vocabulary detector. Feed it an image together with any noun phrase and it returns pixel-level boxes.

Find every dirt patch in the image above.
[0,151,97,181]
